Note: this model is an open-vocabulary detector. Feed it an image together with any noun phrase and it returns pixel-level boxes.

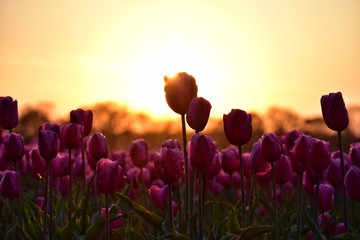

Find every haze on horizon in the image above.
[1,1,359,120]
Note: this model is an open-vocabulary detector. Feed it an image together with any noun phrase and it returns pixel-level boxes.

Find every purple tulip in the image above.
[344,166,360,202]
[249,140,271,174]
[203,152,221,181]
[321,92,349,132]
[38,129,59,161]
[60,123,83,150]
[4,133,25,164]
[190,134,217,171]
[274,154,292,185]
[349,143,360,168]
[186,97,212,132]
[223,109,252,146]
[154,147,184,184]
[148,184,169,209]
[0,96,18,131]
[310,139,331,174]
[87,132,108,161]
[318,183,334,212]
[52,153,69,178]
[221,146,239,174]
[261,133,282,163]
[281,129,302,155]
[0,170,20,199]
[129,139,148,169]
[29,147,46,179]
[70,108,93,137]
[326,157,350,188]
[39,122,61,138]
[164,72,198,115]
[95,158,123,194]
[290,135,315,174]
[161,139,181,150]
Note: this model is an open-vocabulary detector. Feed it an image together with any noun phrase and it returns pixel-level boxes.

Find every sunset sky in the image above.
[1,1,359,120]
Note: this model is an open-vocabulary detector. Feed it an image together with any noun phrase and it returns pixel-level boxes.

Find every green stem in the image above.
[297,171,304,239]
[168,183,173,229]
[198,171,204,240]
[49,160,53,240]
[249,172,256,211]
[140,167,148,208]
[271,162,278,239]
[337,131,348,231]
[43,161,49,240]
[81,137,86,190]
[68,148,72,222]
[181,114,189,230]
[314,173,320,226]
[237,145,246,228]
[105,194,109,240]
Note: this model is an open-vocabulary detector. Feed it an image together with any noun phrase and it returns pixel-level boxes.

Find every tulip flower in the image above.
[161,139,181,150]
[70,108,93,137]
[281,129,302,156]
[87,132,108,161]
[29,148,46,180]
[39,122,61,138]
[321,91,349,230]
[221,146,239,175]
[223,109,252,147]
[344,166,360,202]
[0,170,20,199]
[0,96,18,131]
[52,153,69,178]
[100,205,123,235]
[190,134,216,171]
[148,184,169,209]
[310,139,331,174]
[129,139,148,169]
[274,154,292,185]
[318,183,334,213]
[203,152,221,181]
[4,133,25,166]
[186,97,212,133]
[349,143,360,168]
[38,130,59,161]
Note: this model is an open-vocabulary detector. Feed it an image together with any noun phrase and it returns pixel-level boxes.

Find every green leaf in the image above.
[4,224,18,240]
[220,233,239,240]
[302,205,326,240]
[330,232,360,240]
[238,225,273,239]
[116,192,164,231]
[85,213,121,240]
[227,206,241,234]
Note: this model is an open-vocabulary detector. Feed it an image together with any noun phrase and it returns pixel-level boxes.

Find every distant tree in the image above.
[264,107,302,135]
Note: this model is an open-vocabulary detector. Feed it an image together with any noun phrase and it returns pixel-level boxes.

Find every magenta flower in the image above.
[190,134,217,171]
[0,170,20,199]
[95,158,123,194]
[154,147,184,184]
[148,184,169,209]
[60,123,83,150]
[221,146,239,174]
[52,153,69,178]
[129,139,148,169]
[223,109,252,146]
[29,147,46,179]
[310,139,331,174]
[0,96,18,131]
[164,72,198,115]
[100,205,123,234]
[344,166,360,202]
[318,183,334,212]
[261,133,282,163]
[290,135,315,174]
[203,152,221,181]
[87,132,108,161]
[326,157,350,188]
[70,108,93,137]
[186,97,212,132]
[321,92,349,132]
[274,154,292,185]
[281,129,302,155]
[4,133,25,164]
[38,129,59,161]
[249,140,270,174]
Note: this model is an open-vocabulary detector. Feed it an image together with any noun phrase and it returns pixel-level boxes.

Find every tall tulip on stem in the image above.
[223,109,252,228]
[0,96,19,133]
[164,72,197,230]
[321,92,349,231]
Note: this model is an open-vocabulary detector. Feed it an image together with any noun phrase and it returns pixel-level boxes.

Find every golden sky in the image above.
[1,0,359,120]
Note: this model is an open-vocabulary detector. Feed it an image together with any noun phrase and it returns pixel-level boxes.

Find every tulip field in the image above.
[1,72,360,239]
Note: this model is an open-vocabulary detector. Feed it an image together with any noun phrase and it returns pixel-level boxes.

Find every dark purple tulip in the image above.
[203,152,221,181]
[4,133,25,164]
[261,133,282,163]
[349,143,360,168]
[344,166,360,202]
[249,140,271,174]
[39,122,61,138]
[95,158,123,194]
[148,184,169,209]
[281,129,302,155]
[52,153,69,178]
[186,97,212,132]
[70,108,93,137]
[326,157,350,188]
[60,123,83,149]
[190,134,217,171]
[129,139,148,169]
[221,146,239,174]
[154,147,184,184]
[321,92,349,132]
[0,96,18,131]
[0,170,20,199]
[87,132,108,161]
[318,183,334,212]
[290,135,315,174]
[164,72,198,115]
[274,154,292,185]
[310,139,331,174]
[161,139,181,150]
[38,129,59,161]
[223,109,252,146]
[29,148,46,179]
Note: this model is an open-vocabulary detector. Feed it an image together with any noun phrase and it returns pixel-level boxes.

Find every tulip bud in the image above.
[344,166,360,202]
[4,133,25,164]
[190,134,216,171]
[274,154,292,185]
[282,129,302,155]
[29,148,46,179]
[327,157,350,188]
[249,140,270,174]
[148,184,169,209]
[70,108,93,137]
[321,92,349,132]
[164,72,198,115]
[95,158,123,194]
[310,139,331,174]
[261,133,282,163]
[60,123,83,149]
[290,135,315,174]
[349,143,360,168]
[186,97,212,132]
[0,96,18,131]
[87,132,108,160]
[223,109,252,146]
[221,146,239,174]
[38,129,59,161]
[129,139,148,169]
[0,170,20,199]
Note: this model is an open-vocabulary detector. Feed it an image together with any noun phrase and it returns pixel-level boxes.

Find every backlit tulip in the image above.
[282,129,302,155]
[87,132,108,160]
[0,96,18,131]
[70,108,93,137]
[186,97,212,132]
[0,170,20,199]
[29,148,46,179]
[223,109,252,146]
[344,166,360,202]
[148,184,169,209]
[96,158,123,194]
[60,123,83,149]
[38,129,59,161]
[129,139,148,169]
[321,92,349,132]
[39,122,61,138]
[4,133,25,164]
[164,72,198,115]
[190,134,216,171]
[261,133,282,163]
[310,139,331,174]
